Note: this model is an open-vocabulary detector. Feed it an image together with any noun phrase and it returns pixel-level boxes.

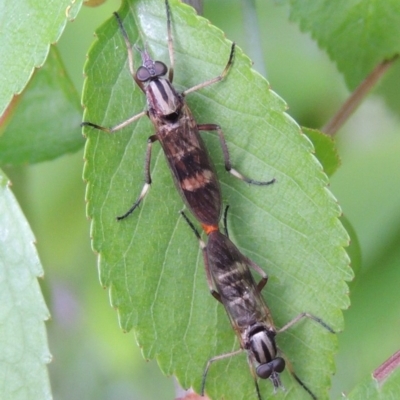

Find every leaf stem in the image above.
[241,0,267,78]
[373,349,400,384]
[323,56,398,136]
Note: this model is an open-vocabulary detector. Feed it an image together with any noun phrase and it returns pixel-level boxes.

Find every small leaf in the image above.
[339,215,361,285]
[302,127,341,176]
[0,47,83,166]
[82,1,352,399]
[0,170,52,400]
[288,0,400,89]
[0,0,83,116]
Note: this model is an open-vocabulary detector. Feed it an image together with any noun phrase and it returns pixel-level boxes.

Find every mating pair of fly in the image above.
[82,1,335,399]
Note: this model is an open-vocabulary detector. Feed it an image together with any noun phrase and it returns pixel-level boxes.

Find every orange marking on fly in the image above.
[180,170,214,192]
[201,223,219,235]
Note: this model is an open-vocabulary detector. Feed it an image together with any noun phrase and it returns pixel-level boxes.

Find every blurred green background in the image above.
[5,0,400,398]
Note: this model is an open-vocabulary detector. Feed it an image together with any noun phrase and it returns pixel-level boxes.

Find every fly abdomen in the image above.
[160,126,222,225]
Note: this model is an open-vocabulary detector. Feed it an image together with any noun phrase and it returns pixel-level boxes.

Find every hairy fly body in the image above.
[81,0,274,225]
[182,210,335,400]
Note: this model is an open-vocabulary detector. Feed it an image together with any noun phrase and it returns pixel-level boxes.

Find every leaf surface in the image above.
[0,170,52,400]
[0,0,82,116]
[0,47,83,166]
[288,0,400,89]
[302,127,340,177]
[341,352,400,400]
[82,1,352,399]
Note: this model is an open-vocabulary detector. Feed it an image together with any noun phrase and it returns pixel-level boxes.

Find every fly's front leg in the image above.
[273,313,334,399]
[82,12,148,139]
[113,12,145,92]
[117,134,158,221]
[201,348,244,397]
[183,43,235,96]
[282,357,317,400]
[82,11,148,133]
[246,352,264,400]
[198,124,275,186]
[164,0,175,82]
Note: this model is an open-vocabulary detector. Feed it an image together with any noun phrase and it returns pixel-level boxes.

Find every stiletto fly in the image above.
[81,0,274,226]
[181,208,335,400]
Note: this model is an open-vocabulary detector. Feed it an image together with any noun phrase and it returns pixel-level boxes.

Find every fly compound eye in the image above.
[137,62,167,82]
[136,66,151,82]
[256,363,273,379]
[272,357,285,373]
[154,61,168,76]
[256,357,285,379]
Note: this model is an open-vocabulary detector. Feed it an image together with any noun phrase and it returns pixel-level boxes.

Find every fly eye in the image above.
[154,61,168,76]
[272,357,285,373]
[256,364,273,379]
[136,66,151,82]
[256,358,285,379]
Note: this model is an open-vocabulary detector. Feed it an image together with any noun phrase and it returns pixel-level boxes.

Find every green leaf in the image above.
[0,170,52,400]
[0,46,83,166]
[82,1,352,399]
[288,0,400,89]
[339,215,361,284]
[377,61,400,116]
[341,353,400,400]
[0,0,82,116]
[302,127,341,176]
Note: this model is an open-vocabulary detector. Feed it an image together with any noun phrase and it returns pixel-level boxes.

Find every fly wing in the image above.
[207,232,275,333]
[158,105,222,225]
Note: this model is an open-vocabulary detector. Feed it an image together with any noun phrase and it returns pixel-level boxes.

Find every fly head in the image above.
[248,324,285,388]
[134,44,168,82]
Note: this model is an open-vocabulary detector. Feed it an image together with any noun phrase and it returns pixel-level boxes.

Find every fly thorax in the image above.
[147,78,182,118]
[248,325,277,365]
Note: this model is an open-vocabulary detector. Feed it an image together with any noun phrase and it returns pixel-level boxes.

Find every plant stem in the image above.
[373,349,400,383]
[323,56,398,136]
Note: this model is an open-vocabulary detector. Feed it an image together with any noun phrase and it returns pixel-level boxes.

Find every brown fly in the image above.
[181,208,335,400]
[81,0,274,226]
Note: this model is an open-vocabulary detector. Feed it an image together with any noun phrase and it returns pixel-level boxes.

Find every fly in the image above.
[81,0,274,226]
[181,208,335,400]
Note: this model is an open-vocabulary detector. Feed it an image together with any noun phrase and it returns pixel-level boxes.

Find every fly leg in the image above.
[273,313,335,399]
[117,135,158,220]
[113,12,145,92]
[183,43,235,96]
[223,206,269,292]
[180,212,222,303]
[277,313,335,334]
[198,124,276,186]
[201,348,244,397]
[286,358,317,400]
